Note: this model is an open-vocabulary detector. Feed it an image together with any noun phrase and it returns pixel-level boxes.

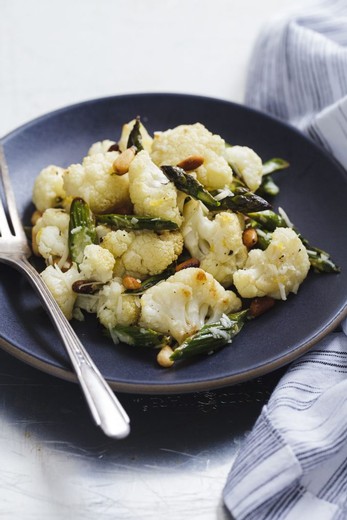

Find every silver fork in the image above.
[0,144,130,439]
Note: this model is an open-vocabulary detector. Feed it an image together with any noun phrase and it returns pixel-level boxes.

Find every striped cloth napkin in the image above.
[223,1,347,519]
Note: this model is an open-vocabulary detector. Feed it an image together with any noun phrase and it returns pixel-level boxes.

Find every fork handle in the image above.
[5,256,130,439]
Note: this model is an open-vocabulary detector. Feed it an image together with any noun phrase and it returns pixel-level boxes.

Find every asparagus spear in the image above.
[247,210,287,231]
[108,324,169,349]
[252,227,272,250]
[229,176,247,191]
[161,165,271,213]
[127,116,144,152]
[257,158,289,197]
[248,210,340,273]
[262,158,290,175]
[231,157,287,199]
[218,187,271,212]
[160,165,220,209]
[170,310,249,361]
[305,249,340,273]
[256,175,280,197]
[96,214,178,231]
[124,265,177,294]
[69,197,97,265]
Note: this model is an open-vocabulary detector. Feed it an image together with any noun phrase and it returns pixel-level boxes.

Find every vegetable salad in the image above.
[31,118,339,367]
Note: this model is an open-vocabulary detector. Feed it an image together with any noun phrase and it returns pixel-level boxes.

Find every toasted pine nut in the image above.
[31,210,42,226]
[177,155,204,171]
[60,260,73,272]
[157,345,174,368]
[249,296,275,317]
[175,258,200,272]
[113,147,136,175]
[122,275,142,290]
[242,228,258,249]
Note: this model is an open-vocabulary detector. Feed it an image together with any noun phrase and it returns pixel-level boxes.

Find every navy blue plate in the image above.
[1,93,346,393]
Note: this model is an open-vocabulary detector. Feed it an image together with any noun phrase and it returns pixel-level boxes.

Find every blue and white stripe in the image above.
[245,0,347,170]
[224,2,347,518]
[223,335,347,519]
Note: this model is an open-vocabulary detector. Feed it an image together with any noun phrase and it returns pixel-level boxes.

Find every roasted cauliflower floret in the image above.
[79,244,115,283]
[32,208,70,266]
[41,263,81,320]
[100,230,134,258]
[96,278,140,328]
[87,140,117,155]
[181,199,248,286]
[140,268,241,343]
[102,229,183,278]
[118,119,153,153]
[224,145,263,192]
[128,150,182,226]
[32,165,66,212]
[64,151,131,214]
[233,227,310,300]
[151,123,233,189]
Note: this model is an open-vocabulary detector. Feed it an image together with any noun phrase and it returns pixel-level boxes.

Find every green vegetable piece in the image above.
[170,310,249,361]
[256,175,280,197]
[262,158,290,175]
[229,176,248,191]
[109,325,169,349]
[247,210,287,231]
[160,165,221,209]
[254,227,272,249]
[298,237,340,273]
[96,214,178,231]
[127,116,144,152]
[219,187,271,213]
[124,265,176,294]
[69,197,97,265]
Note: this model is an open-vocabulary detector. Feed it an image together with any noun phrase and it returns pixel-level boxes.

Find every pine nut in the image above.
[61,260,73,272]
[113,147,136,175]
[122,275,142,290]
[242,228,258,249]
[177,155,204,171]
[157,345,174,368]
[175,258,200,271]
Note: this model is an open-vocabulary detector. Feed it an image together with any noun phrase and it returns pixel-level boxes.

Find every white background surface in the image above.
[0,0,305,138]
